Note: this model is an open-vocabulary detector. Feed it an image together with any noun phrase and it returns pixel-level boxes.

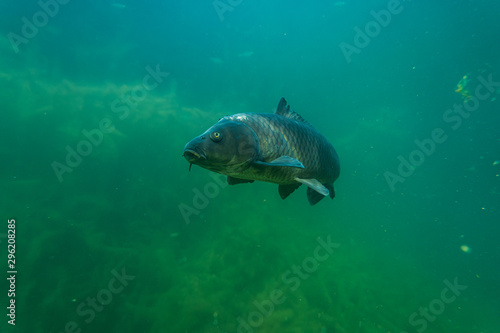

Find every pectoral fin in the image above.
[254,156,305,168]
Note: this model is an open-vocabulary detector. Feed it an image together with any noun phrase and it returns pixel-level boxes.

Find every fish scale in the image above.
[225,112,338,184]
[183,98,340,205]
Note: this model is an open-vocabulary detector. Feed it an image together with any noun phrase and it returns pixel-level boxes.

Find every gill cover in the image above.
[187,119,260,173]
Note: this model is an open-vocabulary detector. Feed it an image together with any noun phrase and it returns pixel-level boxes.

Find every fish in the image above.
[209,57,224,64]
[183,98,340,205]
[237,51,254,58]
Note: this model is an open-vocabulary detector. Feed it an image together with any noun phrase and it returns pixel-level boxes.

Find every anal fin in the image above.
[294,178,331,205]
[294,178,329,196]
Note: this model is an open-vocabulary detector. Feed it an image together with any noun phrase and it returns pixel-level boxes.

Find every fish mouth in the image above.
[183,148,207,162]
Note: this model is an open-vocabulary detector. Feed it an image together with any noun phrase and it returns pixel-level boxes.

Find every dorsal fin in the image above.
[275,97,312,126]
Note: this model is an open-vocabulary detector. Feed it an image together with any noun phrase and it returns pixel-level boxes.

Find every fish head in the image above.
[183,119,259,174]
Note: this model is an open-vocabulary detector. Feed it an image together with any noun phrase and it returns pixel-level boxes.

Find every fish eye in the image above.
[210,131,222,142]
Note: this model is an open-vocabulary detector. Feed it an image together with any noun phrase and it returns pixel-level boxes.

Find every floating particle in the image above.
[460,245,471,253]
[455,75,471,100]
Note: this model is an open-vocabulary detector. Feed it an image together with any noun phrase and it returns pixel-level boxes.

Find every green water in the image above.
[1,0,499,332]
